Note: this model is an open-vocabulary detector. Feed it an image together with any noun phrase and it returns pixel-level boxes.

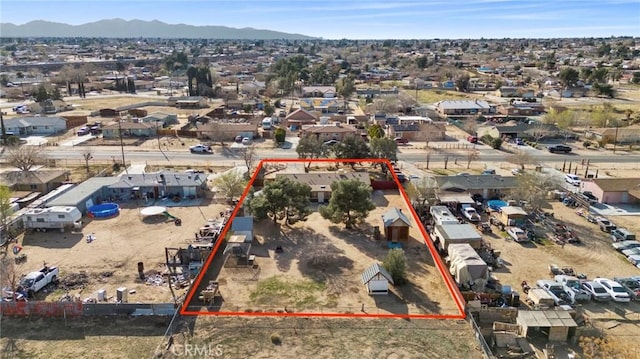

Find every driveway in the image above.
[24,136,48,146]
[590,203,640,217]
[59,134,96,146]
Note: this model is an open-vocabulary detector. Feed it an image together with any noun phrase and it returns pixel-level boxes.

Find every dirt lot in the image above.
[0,315,482,359]
[192,190,460,317]
[13,201,233,303]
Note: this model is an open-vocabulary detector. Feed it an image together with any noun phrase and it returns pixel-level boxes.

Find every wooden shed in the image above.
[361,263,394,295]
[381,207,412,242]
[516,310,577,342]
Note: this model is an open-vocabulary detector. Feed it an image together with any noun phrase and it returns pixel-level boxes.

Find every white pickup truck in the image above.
[554,275,591,302]
[19,266,59,297]
[536,279,574,306]
[461,204,481,222]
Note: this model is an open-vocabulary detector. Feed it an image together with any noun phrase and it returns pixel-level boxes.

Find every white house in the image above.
[3,116,67,136]
[361,263,394,295]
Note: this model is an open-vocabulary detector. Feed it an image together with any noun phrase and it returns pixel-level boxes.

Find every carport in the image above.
[517,310,577,342]
[437,193,475,204]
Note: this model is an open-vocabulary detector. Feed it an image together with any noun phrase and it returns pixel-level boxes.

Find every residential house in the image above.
[497,101,545,116]
[478,123,561,141]
[0,169,69,193]
[107,171,209,201]
[2,116,67,136]
[141,112,179,126]
[495,87,520,97]
[99,108,119,117]
[361,263,394,295]
[302,86,336,98]
[102,121,157,139]
[30,99,73,114]
[388,122,446,142]
[580,178,640,204]
[299,123,358,141]
[272,171,371,203]
[284,108,318,130]
[584,125,640,144]
[240,81,266,96]
[45,177,120,214]
[435,100,494,117]
[299,98,344,114]
[381,207,412,242]
[434,175,518,200]
[196,122,258,141]
[167,96,208,108]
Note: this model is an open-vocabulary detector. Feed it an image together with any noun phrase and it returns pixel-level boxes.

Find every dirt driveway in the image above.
[14,201,232,303]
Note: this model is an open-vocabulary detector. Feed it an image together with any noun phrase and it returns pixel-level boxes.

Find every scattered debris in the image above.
[59,271,90,290]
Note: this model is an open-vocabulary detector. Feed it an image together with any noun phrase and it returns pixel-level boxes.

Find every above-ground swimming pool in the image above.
[88,203,120,218]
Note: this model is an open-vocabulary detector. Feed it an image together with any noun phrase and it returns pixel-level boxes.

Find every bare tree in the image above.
[242,144,257,176]
[406,177,437,213]
[462,118,479,135]
[508,149,536,171]
[525,122,552,146]
[509,172,559,212]
[466,149,480,169]
[0,257,22,301]
[6,145,42,171]
[81,148,94,174]
[444,155,450,170]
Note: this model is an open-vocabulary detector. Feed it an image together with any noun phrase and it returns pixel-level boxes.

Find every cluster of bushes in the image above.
[480,135,503,149]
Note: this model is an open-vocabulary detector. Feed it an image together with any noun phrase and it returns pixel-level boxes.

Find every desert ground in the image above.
[188,190,461,317]
[12,200,234,303]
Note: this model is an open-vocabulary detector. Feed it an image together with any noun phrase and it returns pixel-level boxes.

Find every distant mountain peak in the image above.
[0,19,316,40]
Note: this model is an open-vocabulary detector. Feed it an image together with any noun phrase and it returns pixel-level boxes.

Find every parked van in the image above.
[261,117,273,130]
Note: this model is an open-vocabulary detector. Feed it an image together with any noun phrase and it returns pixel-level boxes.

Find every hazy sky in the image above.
[1,0,639,39]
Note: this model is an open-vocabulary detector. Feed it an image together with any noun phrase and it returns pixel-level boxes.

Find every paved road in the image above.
[25,146,640,165]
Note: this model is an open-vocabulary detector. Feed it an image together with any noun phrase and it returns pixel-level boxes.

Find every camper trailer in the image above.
[261,117,273,130]
[430,206,459,225]
[23,206,82,232]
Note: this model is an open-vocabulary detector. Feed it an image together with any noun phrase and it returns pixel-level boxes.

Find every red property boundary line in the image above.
[180,158,466,319]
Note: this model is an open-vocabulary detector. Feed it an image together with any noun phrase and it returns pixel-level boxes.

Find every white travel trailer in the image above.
[23,206,82,232]
[430,206,459,225]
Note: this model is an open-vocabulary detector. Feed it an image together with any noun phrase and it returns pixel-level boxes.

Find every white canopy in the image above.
[140,206,167,217]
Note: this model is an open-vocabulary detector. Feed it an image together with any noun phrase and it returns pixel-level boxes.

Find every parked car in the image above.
[394,137,409,145]
[611,240,640,252]
[234,135,243,143]
[581,281,611,302]
[506,227,528,242]
[554,275,591,302]
[548,145,572,153]
[511,168,522,175]
[614,277,640,300]
[461,205,481,222]
[597,217,617,233]
[579,191,598,204]
[514,138,525,146]
[482,169,496,175]
[242,137,252,145]
[536,279,574,306]
[611,228,637,242]
[77,127,90,136]
[189,144,213,153]
[622,247,640,257]
[323,139,339,146]
[594,278,631,302]
[564,174,581,186]
[467,135,478,143]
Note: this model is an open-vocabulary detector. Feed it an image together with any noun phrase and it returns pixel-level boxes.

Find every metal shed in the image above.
[516,310,577,342]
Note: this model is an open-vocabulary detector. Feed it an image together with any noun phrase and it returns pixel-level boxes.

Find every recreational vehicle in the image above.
[23,206,82,232]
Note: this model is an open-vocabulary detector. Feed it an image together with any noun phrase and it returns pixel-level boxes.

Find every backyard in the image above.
[191,190,461,317]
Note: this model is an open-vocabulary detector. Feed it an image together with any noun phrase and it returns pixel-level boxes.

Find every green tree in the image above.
[455,74,470,92]
[367,124,385,139]
[593,83,615,98]
[319,179,375,229]
[631,72,640,84]
[274,128,286,144]
[263,101,275,117]
[296,136,329,170]
[383,248,407,285]
[35,84,49,102]
[213,170,248,201]
[589,67,608,83]
[336,74,355,109]
[333,135,370,168]
[416,56,428,69]
[558,68,579,90]
[249,176,311,223]
[369,137,398,165]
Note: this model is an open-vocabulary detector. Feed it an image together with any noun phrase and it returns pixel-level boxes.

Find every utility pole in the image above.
[118,117,128,174]
[613,123,619,154]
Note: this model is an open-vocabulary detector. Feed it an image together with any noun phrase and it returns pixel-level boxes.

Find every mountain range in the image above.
[0,19,316,40]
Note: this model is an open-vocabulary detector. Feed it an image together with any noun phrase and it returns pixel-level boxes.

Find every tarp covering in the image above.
[448,243,489,289]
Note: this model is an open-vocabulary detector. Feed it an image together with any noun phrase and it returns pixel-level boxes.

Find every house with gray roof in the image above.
[273,171,371,203]
[435,175,518,200]
[102,121,157,139]
[381,207,412,242]
[108,171,208,202]
[46,177,120,214]
[2,116,67,136]
[435,100,495,118]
